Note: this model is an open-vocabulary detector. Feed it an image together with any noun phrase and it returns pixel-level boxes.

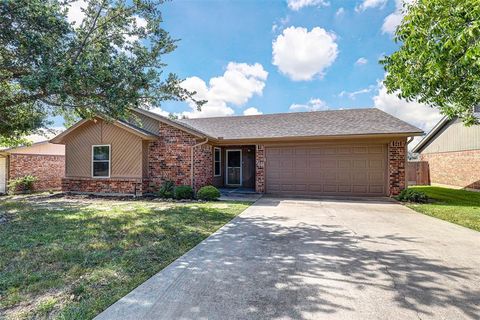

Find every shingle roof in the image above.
[177,108,423,140]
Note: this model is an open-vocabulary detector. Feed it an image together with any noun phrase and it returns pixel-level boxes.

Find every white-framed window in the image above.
[92,145,111,178]
[214,147,221,176]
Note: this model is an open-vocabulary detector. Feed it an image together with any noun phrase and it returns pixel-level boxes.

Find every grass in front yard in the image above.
[0,194,251,319]
[406,186,480,232]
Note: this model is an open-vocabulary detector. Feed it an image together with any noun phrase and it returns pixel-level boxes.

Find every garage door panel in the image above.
[369,159,384,169]
[354,159,367,168]
[322,159,337,168]
[266,144,387,196]
[353,146,368,153]
[353,185,368,193]
[338,159,351,168]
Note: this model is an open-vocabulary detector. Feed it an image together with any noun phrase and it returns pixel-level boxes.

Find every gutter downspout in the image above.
[191,138,209,189]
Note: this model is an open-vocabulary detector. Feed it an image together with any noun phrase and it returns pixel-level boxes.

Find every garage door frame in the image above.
[264,141,389,197]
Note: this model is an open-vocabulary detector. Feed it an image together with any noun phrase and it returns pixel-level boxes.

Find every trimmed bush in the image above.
[157,180,175,199]
[8,175,37,194]
[395,188,429,203]
[175,185,194,200]
[197,185,221,201]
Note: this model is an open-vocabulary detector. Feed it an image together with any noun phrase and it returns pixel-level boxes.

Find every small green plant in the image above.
[174,185,194,200]
[197,185,221,201]
[395,188,429,203]
[8,175,37,194]
[157,180,175,199]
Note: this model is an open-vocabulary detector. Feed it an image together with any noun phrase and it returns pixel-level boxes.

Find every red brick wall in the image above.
[193,143,213,190]
[255,144,265,193]
[147,122,212,192]
[9,154,65,192]
[61,120,215,195]
[62,177,145,196]
[388,140,407,196]
[420,150,480,190]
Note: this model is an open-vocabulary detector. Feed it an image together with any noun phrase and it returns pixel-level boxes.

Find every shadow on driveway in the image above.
[96,197,480,320]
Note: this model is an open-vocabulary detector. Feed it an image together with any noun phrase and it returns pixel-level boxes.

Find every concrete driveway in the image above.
[96,197,480,320]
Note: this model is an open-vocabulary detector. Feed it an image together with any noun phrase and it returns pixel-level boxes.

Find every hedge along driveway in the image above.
[0,194,251,319]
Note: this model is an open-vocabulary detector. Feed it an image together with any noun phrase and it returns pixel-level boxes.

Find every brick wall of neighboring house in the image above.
[8,154,65,192]
[420,150,480,190]
[255,144,265,193]
[62,177,145,196]
[388,140,407,196]
[147,122,212,192]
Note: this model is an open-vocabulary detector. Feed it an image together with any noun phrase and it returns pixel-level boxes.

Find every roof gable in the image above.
[50,117,158,144]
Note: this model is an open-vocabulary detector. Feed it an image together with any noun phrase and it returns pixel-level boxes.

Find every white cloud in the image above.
[149,107,170,117]
[66,0,87,27]
[373,82,442,133]
[339,86,373,99]
[289,98,329,112]
[272,16,290,33]
[355,57,368,65]
[382,0,413,34]
[355,0,387,12]
[287,0,330,11]
[27,127,65,143]
[243,107,263,116]
[181,62,268,118]
[335,7,345,17]
[272,26,338,81]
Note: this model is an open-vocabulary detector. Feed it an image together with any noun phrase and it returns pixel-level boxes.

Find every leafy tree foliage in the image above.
[381,0,480,125]
[0,0,201,146]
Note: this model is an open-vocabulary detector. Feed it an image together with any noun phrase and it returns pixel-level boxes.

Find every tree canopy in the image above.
[381,0,480,125]
[0,0,201,146]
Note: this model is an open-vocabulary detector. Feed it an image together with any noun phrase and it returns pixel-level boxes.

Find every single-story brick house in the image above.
[50,108,422,197]
[412,116,480,190]
[0,141,65,194]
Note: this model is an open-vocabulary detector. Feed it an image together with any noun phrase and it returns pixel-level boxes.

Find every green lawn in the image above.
[406,186,480,232]
[0,194,251,319]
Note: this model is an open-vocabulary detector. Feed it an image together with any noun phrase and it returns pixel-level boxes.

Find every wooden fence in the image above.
[406,161,430,186]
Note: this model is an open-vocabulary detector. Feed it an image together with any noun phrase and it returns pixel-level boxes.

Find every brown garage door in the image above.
[266,144,387,196]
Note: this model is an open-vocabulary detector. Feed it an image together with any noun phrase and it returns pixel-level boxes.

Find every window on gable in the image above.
[214,147,221,176]
[92,145,110,177]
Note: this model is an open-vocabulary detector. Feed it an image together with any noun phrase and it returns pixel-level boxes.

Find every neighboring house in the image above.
[50,108,422,197]
[413,116,480,190]
[0,141,65,194]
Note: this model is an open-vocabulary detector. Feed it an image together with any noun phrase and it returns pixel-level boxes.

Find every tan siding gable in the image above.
[422,119,480,154]
[130,111,159,134]
[64,119,144,178]
[8,142,65,155]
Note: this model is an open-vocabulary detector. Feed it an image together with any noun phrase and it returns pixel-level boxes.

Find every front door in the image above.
[226,150,242,186]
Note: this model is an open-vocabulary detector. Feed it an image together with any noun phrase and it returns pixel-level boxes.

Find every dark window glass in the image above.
[214,148,221,176]
[93,161,109,177]
[93,145,110,177]
[93,146,110,161]
[228,151,241,167]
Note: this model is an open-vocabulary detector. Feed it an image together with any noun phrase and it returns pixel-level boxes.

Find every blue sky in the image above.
[160,0,397,114]
[48,0,442,141]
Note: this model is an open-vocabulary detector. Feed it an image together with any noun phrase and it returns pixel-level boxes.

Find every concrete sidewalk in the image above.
[95,197,480,320]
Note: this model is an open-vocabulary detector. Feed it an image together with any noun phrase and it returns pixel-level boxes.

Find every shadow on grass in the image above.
[0,197,245,319]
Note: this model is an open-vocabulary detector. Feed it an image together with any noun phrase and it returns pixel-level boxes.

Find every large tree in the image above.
[381,0,480,125]
[0,0,200,146]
